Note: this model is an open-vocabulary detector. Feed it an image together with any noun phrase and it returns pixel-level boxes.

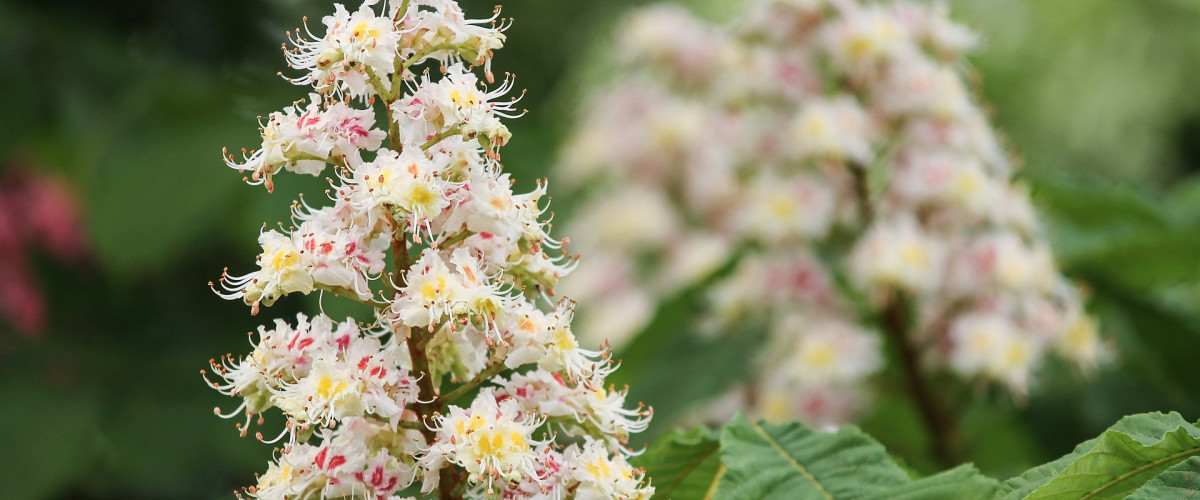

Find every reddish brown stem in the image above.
[881,295,963,467]
[849,162,962,466]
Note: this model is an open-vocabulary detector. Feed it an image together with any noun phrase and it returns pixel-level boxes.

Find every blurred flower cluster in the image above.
[204,1,653,498]
[0,165,88,337]
[558,0,1107,428]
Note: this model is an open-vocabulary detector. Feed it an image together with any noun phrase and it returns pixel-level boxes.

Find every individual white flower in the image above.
[320,98,388,164]
[353,449,416,497]
[777,314,882,386]
[391,248,466,329]
[565,439,654,500]
[735,171,837,243]
[220,230,315,309]
[431,66,520,129]
[990,234,1057,294]
[1054,308,1110,374]
[405,0,508,79]
[948,311,1044,392]
[788,96,876,163]
[422,390,544,486]
[286,0,404,97]
[494,447,572,500]
[207,314,349,415]
[888,149,994,217]
[226,94,385,191]
[849,216,945,296]
[568,377,652,449]
[294,200,391,299]
[251,449,320,499]
[343,335,418,420]
[349,148,455,227]
[441,170,526,241]
[821,4,915,73]
[875,55,972,119]
[273,358,366,426]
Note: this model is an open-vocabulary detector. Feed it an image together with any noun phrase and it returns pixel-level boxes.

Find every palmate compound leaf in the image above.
[630,426,722,499]
[999,412,1200,500]
[713,414,998,500]
[1124,455,1200,499]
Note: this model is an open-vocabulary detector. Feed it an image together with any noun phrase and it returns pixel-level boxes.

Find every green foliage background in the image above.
[1,0,1199,498]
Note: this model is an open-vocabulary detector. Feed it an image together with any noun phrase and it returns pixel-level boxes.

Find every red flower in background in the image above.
[0,166,89,337]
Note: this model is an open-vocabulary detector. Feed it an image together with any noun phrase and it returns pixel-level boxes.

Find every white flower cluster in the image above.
[558,0,1107,427]
[205,1,653,498]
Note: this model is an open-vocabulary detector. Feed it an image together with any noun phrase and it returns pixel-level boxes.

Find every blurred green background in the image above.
[2,0,1200,498]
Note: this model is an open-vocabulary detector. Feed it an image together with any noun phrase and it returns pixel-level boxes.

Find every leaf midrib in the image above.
[704,463,726,500]
[1080,445,1200,500]
[656,441,721,497]
[751,420,834,500]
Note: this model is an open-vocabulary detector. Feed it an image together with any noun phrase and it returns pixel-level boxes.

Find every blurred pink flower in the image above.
[0,166,89,337]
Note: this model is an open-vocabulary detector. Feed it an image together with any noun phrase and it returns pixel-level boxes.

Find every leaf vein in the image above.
[749,421,834,500]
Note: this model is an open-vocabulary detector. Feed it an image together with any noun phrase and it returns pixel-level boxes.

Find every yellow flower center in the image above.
[899,242,928,268]
[449,89,481,108]
[474,429,526,459]
[422,276,448,301]
[455,414,486,436]
[769,195,797,219]
[408,184,437,210]
[553,328,578,351]
[802,343,836,369]
[954,171,981,199]
[587,459,613,480]
[267,249,298,271]
[1066,318,1096,349]
[315,375,347,400]
[351,21,380,42]
[1002,342,1028,369]
[847,36,874,60]
[367,170,392,191]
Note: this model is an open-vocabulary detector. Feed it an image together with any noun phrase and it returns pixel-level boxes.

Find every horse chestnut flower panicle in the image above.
[557,0,1109,429]
[203,1,653,498]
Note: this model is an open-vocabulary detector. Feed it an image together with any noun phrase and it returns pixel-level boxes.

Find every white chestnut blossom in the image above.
[556,0,1107,428]
[224,94,386,192]
[208,1,653,498]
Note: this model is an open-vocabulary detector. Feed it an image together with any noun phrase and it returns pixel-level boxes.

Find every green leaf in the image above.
[631,426,722,499]
[870,464,1000,500]
[999,412,1200,500]
[997,412,1199,499]
[996,436,1100,500]
[1125,455,1200,499]
[715,414,910,500]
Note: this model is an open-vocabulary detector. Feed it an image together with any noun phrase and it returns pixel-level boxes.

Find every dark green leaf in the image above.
[1126,455,1200,499]
[870,464,1000,500]
[1001,412,1200,500]
[715,414,910,500]
[632,426,722,499]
